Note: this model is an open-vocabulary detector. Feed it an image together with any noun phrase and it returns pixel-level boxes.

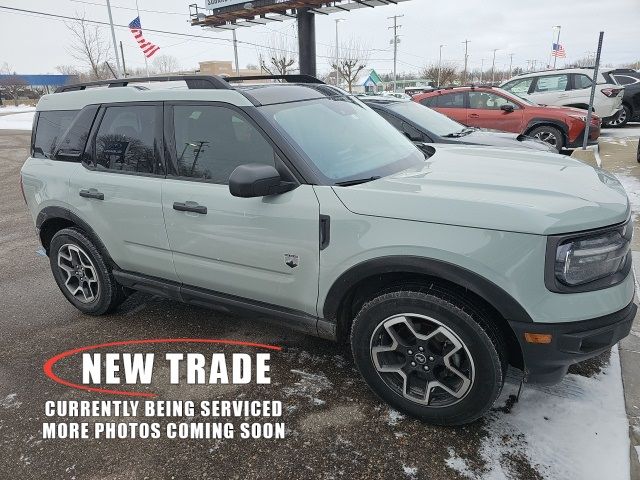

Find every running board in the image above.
[112,269,336,340]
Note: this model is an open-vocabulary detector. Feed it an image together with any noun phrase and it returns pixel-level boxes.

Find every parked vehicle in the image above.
[360,96,555,152]
[601,68,640,127]
[500,68,624,124]
[413,86,600,151]
[22,75,635,426]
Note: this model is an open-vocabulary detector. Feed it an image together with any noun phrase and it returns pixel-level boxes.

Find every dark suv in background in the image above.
[603,68,640,127]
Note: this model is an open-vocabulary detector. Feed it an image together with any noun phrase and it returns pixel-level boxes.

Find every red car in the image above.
[413,86,600,151]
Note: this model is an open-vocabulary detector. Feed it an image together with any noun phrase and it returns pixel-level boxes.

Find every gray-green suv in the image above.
[21,75,636,425]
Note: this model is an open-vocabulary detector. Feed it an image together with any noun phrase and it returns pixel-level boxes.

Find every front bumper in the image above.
[509,300,636,384]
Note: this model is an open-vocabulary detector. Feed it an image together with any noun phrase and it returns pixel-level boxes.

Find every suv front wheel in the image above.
[528,125,565,152]
[49,228,126,315]
[351,290,505,425]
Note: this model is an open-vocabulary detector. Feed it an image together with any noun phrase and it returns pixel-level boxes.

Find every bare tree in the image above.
[330,39,370,93]
[421,62,458,87]
[65,15,113,80]
[151,55,180,74]
[0,63,27,106]
[258,36,297,76]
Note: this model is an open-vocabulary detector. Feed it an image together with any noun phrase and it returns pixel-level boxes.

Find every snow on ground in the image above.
[447,347,629,480]
[0,105,36,113]
[601,122,640,141]
[0,111,35,130]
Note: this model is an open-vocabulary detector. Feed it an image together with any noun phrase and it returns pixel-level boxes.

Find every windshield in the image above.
[387,101,465,137]
[261,96,424,184]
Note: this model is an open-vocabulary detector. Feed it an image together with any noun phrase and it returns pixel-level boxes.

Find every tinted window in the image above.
[55,106,99,162]
[386,101,463,137]
[33,110,78,159]
[376,109,404,130]
[502,78,533,96]
[533,74,569,92]
[93,106,159,174]
[172,105,276,183]
[613,75,638,86]
[468,91,517,110]
[419,96,439,107]
[438,93,465,108]
[573,74,593,89]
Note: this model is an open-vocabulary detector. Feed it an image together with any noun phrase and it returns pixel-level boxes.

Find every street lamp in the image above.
[437,44,445,87]
[334,19,345,86]
[480,58,485,83]
[491,48,498,84]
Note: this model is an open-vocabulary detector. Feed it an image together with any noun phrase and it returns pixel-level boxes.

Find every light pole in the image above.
[462,39,470,84]
[334,18,345,86]
[480,58,485,83]
[491,48,498,84]
[508,53,514,79]
[437,44,445,87]
[388,15,403,92]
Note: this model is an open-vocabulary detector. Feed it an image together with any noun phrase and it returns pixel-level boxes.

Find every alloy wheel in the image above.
[533,130,558,147]
[370,313,475,407]
[607,108,627,127]
[57,244,100,304]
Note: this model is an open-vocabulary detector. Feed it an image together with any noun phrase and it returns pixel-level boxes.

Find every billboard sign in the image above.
[206,0,247,10]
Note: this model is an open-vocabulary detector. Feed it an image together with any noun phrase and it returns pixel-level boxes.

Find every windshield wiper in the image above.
[334,176,381,186]
[444,127,476,138]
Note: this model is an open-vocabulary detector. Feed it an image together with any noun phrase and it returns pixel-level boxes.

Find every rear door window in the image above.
[438,93,466,108]
[533,74,569,92]
[502,78,533,96]
[91,105,162,175]
[33,110,79,159]
[572,74,593,90]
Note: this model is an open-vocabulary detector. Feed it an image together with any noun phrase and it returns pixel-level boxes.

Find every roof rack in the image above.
[224,74,325,84]
[54,75,230,93]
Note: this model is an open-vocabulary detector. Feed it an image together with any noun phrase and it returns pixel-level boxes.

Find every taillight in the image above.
[19,175,27,204]
[601,88,622,97]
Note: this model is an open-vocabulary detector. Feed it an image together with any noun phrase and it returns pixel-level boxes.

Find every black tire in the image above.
[49,227,126,315]
[527,125,565,152]
[604,105,630,128]
[351,289,505,425]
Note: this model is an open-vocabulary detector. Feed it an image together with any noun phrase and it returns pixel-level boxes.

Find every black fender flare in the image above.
[36,206,118,267]
[524,118,569,137]
[322,256,533,323]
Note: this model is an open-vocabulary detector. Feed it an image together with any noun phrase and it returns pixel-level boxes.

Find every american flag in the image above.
[129,16,160,58]
[551,43,566,58]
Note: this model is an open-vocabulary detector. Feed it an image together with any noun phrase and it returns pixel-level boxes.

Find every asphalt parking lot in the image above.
[0,126,638,480]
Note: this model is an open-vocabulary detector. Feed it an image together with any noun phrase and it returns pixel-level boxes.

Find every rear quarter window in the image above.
[33,110,79,159]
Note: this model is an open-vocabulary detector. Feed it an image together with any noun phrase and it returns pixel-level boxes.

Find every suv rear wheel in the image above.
[351,290,504,425]
[528,125,565,151]
[49,228,126,315]
[604,105,630,128]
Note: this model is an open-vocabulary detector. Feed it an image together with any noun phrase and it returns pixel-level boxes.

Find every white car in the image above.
[500,68,624,123]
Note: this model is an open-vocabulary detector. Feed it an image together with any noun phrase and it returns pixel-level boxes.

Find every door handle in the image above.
[173,201,207,215]
[469,113,480,118]
[79,188,104,200]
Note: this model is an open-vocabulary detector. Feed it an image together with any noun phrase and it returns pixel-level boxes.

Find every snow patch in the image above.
[387,408,405,426]
[480,346,629,480]
[445,448,476,479]
[282,369,332,405]
[1,393,22,409]
[615,173,640,215]
[0,111,35,130]
[0,105,36,113]
[402,465,418,479]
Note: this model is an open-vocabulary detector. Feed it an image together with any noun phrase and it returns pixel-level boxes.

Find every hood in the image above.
[445,130,555,152]
[332,146,630,235]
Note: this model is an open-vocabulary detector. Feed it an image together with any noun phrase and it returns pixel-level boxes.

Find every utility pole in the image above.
[232,30,240,75]
[508,53,514,79]
[582,32,604,149]
[388,15,403,92]
[491,48,498,84]
[334,18,345,86]
[105,0,122,77]
[462,39,470,84]
[480,58,485,83]
[437,44,445,87]
[553,25,561,69]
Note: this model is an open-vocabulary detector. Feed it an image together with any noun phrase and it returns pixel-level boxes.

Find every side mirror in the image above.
[229,164,296,198]
[500,104,515,113]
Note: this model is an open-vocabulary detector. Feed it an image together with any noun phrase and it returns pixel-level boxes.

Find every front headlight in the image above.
[546,221,633,292]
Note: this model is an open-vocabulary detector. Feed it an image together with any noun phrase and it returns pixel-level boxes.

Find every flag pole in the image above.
[135,0,150,77]
[553,25,561,69]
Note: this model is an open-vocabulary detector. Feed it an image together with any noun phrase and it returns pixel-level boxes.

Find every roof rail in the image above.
[54,75,230,93]
[224,74,325,84]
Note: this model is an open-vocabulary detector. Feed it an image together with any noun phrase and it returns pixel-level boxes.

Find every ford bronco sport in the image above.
[21,75,636,425]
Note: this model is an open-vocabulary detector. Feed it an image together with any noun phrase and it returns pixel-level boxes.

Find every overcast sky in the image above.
[1,0,639,76]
